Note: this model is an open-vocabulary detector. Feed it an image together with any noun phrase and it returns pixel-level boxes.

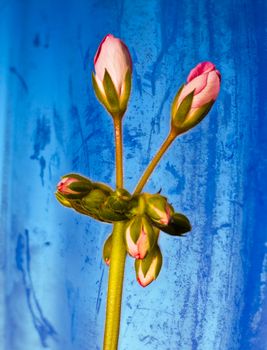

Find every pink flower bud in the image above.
[171,61,221,133]
[125,216,157,259]
[145,194,172,226]
[135,247,162,287]
[57,177,79,195]
[92,34,132,117]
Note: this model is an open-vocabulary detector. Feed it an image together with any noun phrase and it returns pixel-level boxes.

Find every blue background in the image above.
[0,0,267,349]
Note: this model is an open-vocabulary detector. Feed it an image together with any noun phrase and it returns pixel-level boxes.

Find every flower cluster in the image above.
[56,176,191,287]
[56,34,221,288]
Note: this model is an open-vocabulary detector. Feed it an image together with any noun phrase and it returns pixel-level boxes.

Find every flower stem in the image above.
[113,117,123,188]
[103,221,126,350]
[103,116,126,350]
[133,130,177,194]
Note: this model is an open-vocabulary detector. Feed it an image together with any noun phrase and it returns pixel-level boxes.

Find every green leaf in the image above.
[103,69,120,111]
[173,89,195,125]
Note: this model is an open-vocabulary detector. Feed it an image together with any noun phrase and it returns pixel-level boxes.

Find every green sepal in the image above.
[120,68,132,112]
[152,212,191,236]
[106,188,132,213]
[125,195,142,218]
[124,215,142,244]
[92,72,107,107]
[103,69,120,112]
[82,189,107,210]
[182,100,214,131]
[68,181,92,192]
[71,200,104,221]
[144,193,169,223]
[171,84,184,118]
[60,192,88,200]
[103,234,112,265]
[92,182,113,195]
[98,203,127,222]
[173,89,195,125]
[55,192,72,208]
[135,245,162,278]
[141,216,157,251]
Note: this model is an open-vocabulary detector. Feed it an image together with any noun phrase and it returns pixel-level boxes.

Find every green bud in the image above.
[124,215,157,259]
[103,234,112,266]
[81,189,107,218]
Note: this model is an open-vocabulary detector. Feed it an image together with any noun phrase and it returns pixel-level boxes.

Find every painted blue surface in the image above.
[0,0,267,349]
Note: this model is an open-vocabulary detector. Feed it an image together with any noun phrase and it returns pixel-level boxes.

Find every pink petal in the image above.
[187,61,215,82]
[94,35,132,95]
[191,70,221,108]
[177,73,208,107]
[125,228,139,258]
[137,257,158,287]
[137,229,149,259]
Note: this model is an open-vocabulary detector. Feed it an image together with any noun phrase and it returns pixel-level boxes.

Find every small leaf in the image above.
[103,69,120,111]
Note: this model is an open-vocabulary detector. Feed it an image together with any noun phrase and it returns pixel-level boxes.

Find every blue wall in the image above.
[0,0,267,349]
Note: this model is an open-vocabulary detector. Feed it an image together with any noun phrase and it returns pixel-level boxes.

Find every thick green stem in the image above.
[103,221,126,350]
[133,130,177,194]
[103,116,126,350]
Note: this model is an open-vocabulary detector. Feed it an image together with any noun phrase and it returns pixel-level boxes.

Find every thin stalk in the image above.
[103,115,126,350]
[113,117,123,188]
[133,130,177,194]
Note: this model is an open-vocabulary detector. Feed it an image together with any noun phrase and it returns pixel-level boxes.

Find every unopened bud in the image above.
[125,215,157,259]
[135,246,162,287]
[145,194,172,226]
[56,174,92,199]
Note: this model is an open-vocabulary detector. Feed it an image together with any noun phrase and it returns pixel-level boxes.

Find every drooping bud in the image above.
[144,194,172,226]
[92,34,132,118]
[135,245,162,287]
[171,61,221,135]
[124,215,158,259]
[103,234,112,266]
